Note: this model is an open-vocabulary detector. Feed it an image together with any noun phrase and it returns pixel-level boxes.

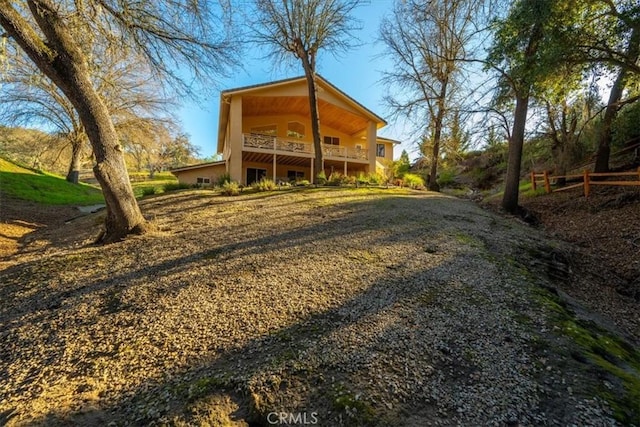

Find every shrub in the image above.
[316,171,327,185]
[328,172,347,186]
[356,172,369,186]
[163,182,192,192]
[437,169,456,187]
[221,181,240,196]
[295,179,310,186]
[403,173,425,189]
[254,178,276,191]
[367,172,385,185]
[141,186,156,197]
[344,175,356,185]
[217,173,232,187]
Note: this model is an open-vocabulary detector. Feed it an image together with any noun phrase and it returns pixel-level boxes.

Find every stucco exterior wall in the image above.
[172,164,227,186]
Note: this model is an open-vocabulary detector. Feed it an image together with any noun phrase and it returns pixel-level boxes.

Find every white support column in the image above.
[273,154,277,182]
[367,121,377,174]
[344,161,347,176]
[310,158,314,184]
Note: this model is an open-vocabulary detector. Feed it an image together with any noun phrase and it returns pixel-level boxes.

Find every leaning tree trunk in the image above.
[502,92,530,213]
[0,0,147,243]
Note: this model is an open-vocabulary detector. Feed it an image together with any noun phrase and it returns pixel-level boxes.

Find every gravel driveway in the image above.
[0,187,634,426]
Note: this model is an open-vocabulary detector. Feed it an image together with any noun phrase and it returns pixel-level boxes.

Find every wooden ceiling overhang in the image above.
[241,95,370,136]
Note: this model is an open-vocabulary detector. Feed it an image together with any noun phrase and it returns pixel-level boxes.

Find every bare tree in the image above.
[0,0,237,243]
[0,55,88,181]
[380,0,484,191]
[252,0,362,178]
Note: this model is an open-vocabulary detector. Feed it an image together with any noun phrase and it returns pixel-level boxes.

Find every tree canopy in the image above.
[0,0,239,242]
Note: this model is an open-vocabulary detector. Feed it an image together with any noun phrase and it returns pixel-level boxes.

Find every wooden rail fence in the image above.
[531,167,640,197]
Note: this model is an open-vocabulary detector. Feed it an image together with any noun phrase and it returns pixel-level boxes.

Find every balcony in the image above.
[242,133,368,161]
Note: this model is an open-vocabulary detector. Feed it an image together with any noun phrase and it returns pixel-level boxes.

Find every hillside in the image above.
[0,158,103,205]
[1,187,638,426]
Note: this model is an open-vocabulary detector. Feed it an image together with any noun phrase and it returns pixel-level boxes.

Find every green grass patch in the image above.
[0,158,104,205]
[130,179,179,197]
[128,171,176,181]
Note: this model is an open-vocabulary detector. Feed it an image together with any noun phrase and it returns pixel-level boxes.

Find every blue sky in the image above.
[177,0,414,160]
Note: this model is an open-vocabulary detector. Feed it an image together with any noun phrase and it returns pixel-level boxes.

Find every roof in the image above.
[377,136,402,145]
[217,75,388,153]
[221,75,386,125]
[170,160,225,173]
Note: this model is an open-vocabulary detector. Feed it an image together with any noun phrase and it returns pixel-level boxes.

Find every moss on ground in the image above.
[535,287,640,423]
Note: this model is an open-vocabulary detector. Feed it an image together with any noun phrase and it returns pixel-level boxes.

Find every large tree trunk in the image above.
[428,81,448,192]
[502,93,529,213]
[428,113,443,192]
[594,26,640,173]
[298,48,324,181]
[0,0,146,243]
[66,136,82,184]
[501,20,542,214]
[304,70,323,180]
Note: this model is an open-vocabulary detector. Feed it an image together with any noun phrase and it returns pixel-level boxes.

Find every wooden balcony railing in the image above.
[242,133,368,161]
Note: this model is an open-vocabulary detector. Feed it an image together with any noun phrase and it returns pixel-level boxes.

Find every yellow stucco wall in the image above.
[172,164,227,186]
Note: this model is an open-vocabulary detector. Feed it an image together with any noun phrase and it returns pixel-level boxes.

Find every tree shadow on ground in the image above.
[0,190,562,426]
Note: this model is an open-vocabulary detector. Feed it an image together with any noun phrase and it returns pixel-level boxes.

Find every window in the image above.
[376,143,386,157]
[196,177,211,185]
[287,170,305,181]
[323,136,340,145]
[287,122,305,139]
[355,144,363,150]
[246,168,267,185]
[250,124,277,136]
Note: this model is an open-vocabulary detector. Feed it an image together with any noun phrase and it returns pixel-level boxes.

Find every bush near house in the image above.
[403,173,425,189]
[217,173,232,187]
[254,178,277,192]
[316,171,327,185]
[163,182,192,192]
[221,181,240,196]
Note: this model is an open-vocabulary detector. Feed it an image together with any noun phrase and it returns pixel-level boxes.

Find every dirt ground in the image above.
[1,187,639,426]
[485,184,640,342]
[0,193,79,269]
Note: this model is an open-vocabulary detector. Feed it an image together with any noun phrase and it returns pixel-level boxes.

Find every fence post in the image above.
[543,171,551,193]
[531,171,537,191]
[583,169,590,197]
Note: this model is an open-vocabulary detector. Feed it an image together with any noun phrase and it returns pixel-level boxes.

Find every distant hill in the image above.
[0,157,104,205]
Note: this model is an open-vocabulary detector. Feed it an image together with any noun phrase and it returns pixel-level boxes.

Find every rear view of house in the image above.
[172,76,397,185]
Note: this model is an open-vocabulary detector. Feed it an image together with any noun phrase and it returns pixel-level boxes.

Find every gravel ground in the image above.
[0,187,634,426]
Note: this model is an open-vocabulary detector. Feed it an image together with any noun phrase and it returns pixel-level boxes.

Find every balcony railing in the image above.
[242,133,368,161]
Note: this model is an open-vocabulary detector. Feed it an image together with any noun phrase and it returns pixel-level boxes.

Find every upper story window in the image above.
[287,122,305,139]
[324,136,340,145]
[376,143,386,157]
[251,124,277,136]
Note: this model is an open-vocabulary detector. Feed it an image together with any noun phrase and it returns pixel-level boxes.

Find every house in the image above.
[171,75,398,186]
